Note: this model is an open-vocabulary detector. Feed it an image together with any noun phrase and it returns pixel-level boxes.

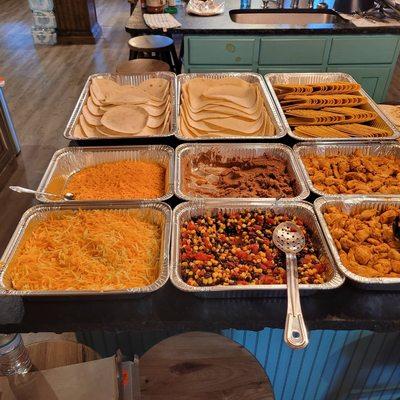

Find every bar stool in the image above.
[128,35,181,74]
[116,59,171,74]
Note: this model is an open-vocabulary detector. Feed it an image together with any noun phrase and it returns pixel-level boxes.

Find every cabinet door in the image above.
[259,37,329,65]
[187,37,256,65]
[327,65,391,102]
[259,66,326,76]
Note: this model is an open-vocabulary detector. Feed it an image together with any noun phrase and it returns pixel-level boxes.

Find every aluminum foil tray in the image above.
[63,72,177,140]
[176,72,286,141]
[0,202,172,296]
[264,72,400,142]
[314,196,400,290]
[37,145,174,203]
[294,142,400,198]
[171,200,344,298]
[175,142,309,201]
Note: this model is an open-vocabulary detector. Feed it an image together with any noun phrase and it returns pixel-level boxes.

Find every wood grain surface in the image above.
[27,340,100,371]
[139,332,275,400]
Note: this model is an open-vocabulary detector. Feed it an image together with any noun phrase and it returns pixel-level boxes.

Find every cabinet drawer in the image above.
[329,36,399,64]
[259,66,325,75]
[259,38,328,65]
[187,38,256,65]
[189,66,254,73]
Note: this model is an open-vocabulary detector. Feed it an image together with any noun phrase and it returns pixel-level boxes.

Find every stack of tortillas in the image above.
[379,104,400,129]
[73,77,171,138]
[179,77,275,138]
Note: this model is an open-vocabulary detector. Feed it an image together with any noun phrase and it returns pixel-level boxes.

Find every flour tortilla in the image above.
[91,78,121,102]
[205,113,265,134]
[82,105,102,126]
[73,124,86,138]
[182,83,258,113]
[147,103,170,129]
[101,105,149,134]
[79,115,98,138]
[202,84,258,108]
[139,78,170,101]
[87,96,104,116]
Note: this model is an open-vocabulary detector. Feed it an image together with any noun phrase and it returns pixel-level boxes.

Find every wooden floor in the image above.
[0,0,399,252]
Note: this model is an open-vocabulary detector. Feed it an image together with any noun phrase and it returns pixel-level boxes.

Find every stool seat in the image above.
[128,35,174,51]
[116,59,170,74]
[128,34,181,74]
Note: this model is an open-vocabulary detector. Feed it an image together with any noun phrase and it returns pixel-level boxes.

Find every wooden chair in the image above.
[128,35,181,74]
[116,59,170,74]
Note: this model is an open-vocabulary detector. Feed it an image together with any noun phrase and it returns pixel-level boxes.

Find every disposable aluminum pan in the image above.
[314,196,400,290]
[0,202,172,296]
[294,142,400,198]
[63,72,177,140]
[36,145,174,203]
[171,200,344,298]
[176,72,286,141]
[264,72,400,142]
[175,143,309,201]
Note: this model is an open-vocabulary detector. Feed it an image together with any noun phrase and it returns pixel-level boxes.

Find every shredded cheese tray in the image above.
[0,203,171,295]
[37,145,174,203]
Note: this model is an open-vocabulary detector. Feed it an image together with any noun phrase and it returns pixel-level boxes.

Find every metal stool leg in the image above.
[170,45,181,74]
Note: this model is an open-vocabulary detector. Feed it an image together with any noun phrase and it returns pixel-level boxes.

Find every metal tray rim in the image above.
[170,199,344,295]
[0,201,172,296]
[175,72,286,141]
[63,72,177,141]
[264,72,400,142]
[293,142,400,198]
[314,196,400,287]
[174,142,310,201]
[36,145,175,203]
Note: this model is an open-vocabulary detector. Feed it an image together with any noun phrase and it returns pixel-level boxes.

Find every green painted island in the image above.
[183,34,400,102]
[125,1,400,102]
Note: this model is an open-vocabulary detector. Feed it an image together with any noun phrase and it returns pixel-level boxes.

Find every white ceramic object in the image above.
[186,0,224,16]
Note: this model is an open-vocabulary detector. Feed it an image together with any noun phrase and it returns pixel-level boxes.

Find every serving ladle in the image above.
[9,186,75,201]
[273,221,309,349]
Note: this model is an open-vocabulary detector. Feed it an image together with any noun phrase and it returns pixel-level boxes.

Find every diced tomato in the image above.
[256,215,264,222]
[236,250,249,260]
[187,221,196,231]
[267,217,275,225]
[237,280,248,285]
[315,263,326,273]
[249,244,259,253]
[253,225,262,231]
[260,275,276,284]
[194,252,213,261]
[260,260,274,270]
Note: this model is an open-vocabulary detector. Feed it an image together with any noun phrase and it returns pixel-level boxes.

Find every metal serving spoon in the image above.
[273,221,309,349]
[9,186,75,201]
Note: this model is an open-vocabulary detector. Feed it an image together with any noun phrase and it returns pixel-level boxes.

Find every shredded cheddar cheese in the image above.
[6,209,162,291]
[64,160,166,200]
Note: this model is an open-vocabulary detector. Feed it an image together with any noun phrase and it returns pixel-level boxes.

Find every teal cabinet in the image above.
[187,37,256,65]
[329,36,399,64]
[188,65,254,72]
[259,37,329,65]
[327,65,392,102]
[184,34,400,102]
[258,66,325,75]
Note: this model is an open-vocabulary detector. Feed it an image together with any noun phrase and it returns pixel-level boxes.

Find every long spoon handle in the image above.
[284,253,309,349]
[9,186,61,198]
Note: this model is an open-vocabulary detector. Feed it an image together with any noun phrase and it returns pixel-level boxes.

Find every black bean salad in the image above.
[179,209,328,287]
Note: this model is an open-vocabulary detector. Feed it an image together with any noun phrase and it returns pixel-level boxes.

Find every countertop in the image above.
[125,0,400,35]
[1,136,400,334]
